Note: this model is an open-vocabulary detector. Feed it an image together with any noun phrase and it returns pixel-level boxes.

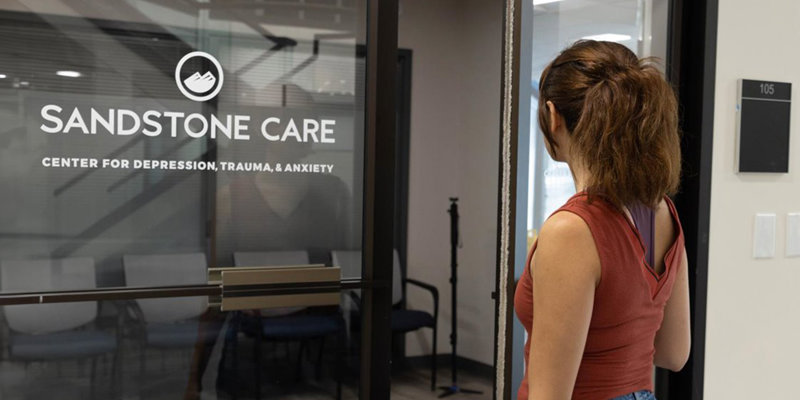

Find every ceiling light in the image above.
[56,70,82,78]
[0,74,6,79]
[582,33,632,42]
[533,0,563,4]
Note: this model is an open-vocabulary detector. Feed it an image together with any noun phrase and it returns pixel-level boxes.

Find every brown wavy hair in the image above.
[538,40,681,209]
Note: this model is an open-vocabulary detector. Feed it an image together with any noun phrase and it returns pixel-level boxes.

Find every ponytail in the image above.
[538,40,681,209]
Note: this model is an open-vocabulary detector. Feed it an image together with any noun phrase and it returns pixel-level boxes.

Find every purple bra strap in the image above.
[627,203,655,267]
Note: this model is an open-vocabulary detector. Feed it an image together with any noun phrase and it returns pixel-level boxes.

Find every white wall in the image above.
[398,0,503,366]
[705,0,800,398]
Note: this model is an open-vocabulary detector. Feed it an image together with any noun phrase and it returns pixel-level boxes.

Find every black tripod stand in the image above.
[438,198,482,398]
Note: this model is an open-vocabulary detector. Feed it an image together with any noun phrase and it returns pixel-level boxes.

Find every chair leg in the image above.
[231,326,239,400]
[296,340,306,382]
[139,345,146,398]
[254,317,262,400]
[112,342,121,396]
[316,337,326,379]
[91,357,97,400]
[336,329,344,400]
[431,325,437,391]
[112,353,120,398]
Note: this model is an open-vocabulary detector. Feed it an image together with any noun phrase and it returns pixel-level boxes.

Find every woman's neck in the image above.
[567,160,590,193]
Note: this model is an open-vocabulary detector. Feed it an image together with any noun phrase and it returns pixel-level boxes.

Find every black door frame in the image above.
[657,0,718,399]
[359,0,399,398]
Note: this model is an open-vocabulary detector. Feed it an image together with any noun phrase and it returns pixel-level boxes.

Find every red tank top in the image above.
[513,193,684,400]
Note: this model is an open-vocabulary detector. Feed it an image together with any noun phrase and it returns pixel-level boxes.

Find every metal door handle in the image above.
[209,265,341,311]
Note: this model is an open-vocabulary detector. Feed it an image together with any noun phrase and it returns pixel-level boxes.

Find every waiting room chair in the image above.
[122,253,217,392]
[0,257,118,398]
[331,249,439,390]
[233,250,344,399]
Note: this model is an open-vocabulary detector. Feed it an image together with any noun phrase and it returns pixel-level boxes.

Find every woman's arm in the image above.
[529,211,601,400]
[653,249,691,371]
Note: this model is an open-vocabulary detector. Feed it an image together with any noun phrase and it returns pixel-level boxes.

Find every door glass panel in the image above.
[528,0,669,234]
[0,292,357,399]
[513,0,671,394]
[0,0,366,398]
[0,0,365,292]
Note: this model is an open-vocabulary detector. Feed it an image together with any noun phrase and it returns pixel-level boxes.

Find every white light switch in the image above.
[753,213,776,259]
[787,213,800,257]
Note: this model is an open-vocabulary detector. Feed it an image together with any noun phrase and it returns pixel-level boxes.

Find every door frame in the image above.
[359,0,399,398]
[493,1,523,399]
[657,0,718,399]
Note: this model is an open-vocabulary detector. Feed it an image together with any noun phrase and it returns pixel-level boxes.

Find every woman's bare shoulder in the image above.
[535,211,601,283]
[539,211,592,241]
[655,198,677,238]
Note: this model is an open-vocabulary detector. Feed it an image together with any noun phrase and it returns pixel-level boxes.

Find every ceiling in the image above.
[531,0,669,79]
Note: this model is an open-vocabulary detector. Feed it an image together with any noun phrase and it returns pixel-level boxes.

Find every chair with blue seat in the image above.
[122,253,217,389]
[331,249,439,390]
[0,257,118,398]
[233,250,344,398]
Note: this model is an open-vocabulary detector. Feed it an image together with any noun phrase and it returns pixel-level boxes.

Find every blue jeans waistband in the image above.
[610,390,656,400]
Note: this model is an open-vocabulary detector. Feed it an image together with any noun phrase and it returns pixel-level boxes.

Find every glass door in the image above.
[495,0,672,398]
[0,1,396,399]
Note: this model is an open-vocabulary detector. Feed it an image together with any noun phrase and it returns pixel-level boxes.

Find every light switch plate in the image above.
[753,213,776,259]
[787,213,800,257]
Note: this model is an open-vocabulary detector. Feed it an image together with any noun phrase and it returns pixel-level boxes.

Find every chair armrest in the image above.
[117,300,145,323]
[112,300,147,339]
[346,290,362,312]
[405,278,439,319]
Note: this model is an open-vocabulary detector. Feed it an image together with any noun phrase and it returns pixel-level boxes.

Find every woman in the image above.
[514,40,691,400]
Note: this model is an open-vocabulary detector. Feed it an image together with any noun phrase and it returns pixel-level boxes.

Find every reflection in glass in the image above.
[527,0,669,239]
[215,85,356,266]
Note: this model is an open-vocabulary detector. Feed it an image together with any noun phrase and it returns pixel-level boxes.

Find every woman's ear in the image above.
[546,100,561,134]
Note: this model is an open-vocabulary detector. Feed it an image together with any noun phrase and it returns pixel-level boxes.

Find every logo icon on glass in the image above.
[183,71,216,94]
[175,51,224,102]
